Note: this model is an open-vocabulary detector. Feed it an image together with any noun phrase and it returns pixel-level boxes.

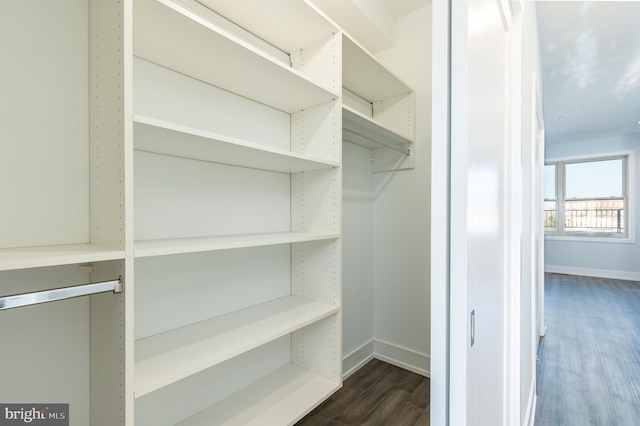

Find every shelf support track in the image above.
[0,277,123,311]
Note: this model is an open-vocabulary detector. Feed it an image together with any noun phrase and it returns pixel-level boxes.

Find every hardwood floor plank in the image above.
[332,364,397,423]
[296,359,430,426]
[391,403,425,426]
[535,273,640,426]
[579,337,603,371]
[296,399,346,425]
[413,404,430,426]
[359,388,413,425]
[395,369,425,394]
[612,397,640,425]
[581,366,615,425]
[536,374,591,425]
[295,413,328,426]
[408,377,430,409]
[338,360,393,406]
[333,366,404,423]
[601,355,638,401]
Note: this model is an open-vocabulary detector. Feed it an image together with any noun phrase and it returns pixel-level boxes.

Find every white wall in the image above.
[545,134,640,280]
[373,5,432,375]
[342,142,375,375]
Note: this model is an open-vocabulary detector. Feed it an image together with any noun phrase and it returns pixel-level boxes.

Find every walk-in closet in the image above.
[0,1,431,424]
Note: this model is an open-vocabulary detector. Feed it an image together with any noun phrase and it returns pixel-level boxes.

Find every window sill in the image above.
[545,235,635,244]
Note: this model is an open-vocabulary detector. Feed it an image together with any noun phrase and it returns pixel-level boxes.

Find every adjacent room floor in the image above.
[535,273,640,425]
[296,358,429,425]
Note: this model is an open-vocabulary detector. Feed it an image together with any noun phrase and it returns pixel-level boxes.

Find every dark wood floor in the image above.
[535,273,640,425]
[296,358,430,425]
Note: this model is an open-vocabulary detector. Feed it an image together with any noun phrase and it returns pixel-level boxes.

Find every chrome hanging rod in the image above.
[0,277,123,311]
[343,128,411,156]
[342,107,412,156]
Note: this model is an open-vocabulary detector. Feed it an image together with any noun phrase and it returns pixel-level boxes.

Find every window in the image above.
[545,155,629,239]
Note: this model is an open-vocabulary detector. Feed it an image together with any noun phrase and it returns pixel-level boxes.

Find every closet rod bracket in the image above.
[114,276,124,294]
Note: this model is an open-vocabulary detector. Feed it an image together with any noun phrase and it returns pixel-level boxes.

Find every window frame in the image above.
[544,151,635,243]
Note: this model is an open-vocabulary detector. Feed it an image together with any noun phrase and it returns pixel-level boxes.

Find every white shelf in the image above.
[342,105,412,154]
[135,231,340,258]
[135,296,339,398]
[133,115,338,173]
[0,244,125,272]
[133,0,339,113]
[342,34,411,102]
[179,363,339,425]
[195,0,337,54]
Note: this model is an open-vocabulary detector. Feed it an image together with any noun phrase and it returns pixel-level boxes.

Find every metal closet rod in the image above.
[0,277,122,311]
[343,128,411,156]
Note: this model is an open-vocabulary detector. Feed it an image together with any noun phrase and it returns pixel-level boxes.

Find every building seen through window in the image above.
[544,156,627,238]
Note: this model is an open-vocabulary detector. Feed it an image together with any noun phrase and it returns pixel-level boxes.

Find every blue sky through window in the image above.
[544,165,555,199]
[565,159,622,199]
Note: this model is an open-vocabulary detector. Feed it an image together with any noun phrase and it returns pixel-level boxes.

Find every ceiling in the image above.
[309,0,430,52]
[379,0,429,18]
[536,1,640,144]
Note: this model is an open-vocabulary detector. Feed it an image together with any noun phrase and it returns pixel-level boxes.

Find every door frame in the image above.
[533,77,546,342]
[430,0,452,424]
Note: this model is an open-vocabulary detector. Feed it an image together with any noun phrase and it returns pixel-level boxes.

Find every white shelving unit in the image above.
[342,34,415,172]
[132,0,342,424]
[5,0,416,424]
[1,1,129,425]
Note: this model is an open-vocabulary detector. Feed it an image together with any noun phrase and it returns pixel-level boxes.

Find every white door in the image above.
[449,0,512,424]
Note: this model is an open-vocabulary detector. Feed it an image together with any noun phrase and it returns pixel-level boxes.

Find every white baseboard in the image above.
[342,340,375,379]
[545,264,640,282]
[523,380,536,426]
[342,339,431,379]
[374,339,430,377]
